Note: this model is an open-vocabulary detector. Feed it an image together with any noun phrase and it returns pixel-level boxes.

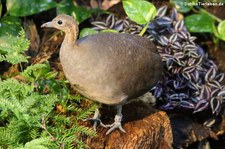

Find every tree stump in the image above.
[83,100,173,149]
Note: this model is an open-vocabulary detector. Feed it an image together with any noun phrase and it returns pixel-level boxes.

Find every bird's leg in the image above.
[83,108,105,131]
[105,104,126,135]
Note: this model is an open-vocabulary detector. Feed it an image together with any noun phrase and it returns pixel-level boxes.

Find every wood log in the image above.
[83,100,173,149]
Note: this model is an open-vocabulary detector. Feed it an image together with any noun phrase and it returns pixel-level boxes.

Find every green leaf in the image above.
[100,29,118,33]
[45,71,58,79]
[57,0,91,23]
[79,28,98,38]
[217,20,225,41]
[6,0,57,16]
[122,0,156,25]
[184,14,214,33]
[170,0,197,13]
[0,0,2,17]
[0,16,21,36]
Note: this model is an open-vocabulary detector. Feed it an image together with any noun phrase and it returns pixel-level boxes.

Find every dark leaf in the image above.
[123,19,130,27]
[187,58,196,66]
[218,90,225,97]
[178,31,188,39]
[196,57,203,65]
[191,97,200,103]
[205,67,216,81]
[171,8,178,21]
[164,48,172,54]
[175,20,184,31]
[160,102,177,110]
[166,58,173,70]
[174,52,184,59]
[148,22,156,30]
[180,100,195,109]
[184,49,199,58]
[196,46,205,57]
[208,80,221,89]
[156,17,172,26]
[172,67,182,74]
[205,60,218,69]
[200,85,211,100]
[211,88,220,97]
[114,20,124,31]
[189,36,197,42]
[182,72,191,80]
[210,97,221,114]
[152,86,163,98]
[92,21,107,30]
[169,93,188,101]
[169,94,181,101]
[156,6,167,17]
[106,14,116,29]
[183,66,195,74]
[174,57,185,66]
[171,41,182,49]
[169,34,178,43]
[159,36,169,46]
[193,70,200,82]
[203,118,216,127]
[215,73,224,82]
[184,44,196,50]
[194,99,209,113]
[188,82,199,90]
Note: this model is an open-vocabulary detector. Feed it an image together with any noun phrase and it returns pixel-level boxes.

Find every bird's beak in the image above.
[41,21,53,28]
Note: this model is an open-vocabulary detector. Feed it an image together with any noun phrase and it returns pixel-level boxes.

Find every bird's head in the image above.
[41,14,78,33]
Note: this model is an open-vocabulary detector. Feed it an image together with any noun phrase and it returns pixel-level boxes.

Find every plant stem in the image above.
[19,63,23,72]
[0,2,2,17]
[199,8,222,23]
[139,23,149,36]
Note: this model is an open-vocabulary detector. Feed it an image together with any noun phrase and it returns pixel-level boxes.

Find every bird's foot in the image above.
[83,109,105,131]
[83,117,105,131]
[105,114,126,135]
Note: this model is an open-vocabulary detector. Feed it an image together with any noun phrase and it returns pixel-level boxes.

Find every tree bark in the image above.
[83,101,173,149]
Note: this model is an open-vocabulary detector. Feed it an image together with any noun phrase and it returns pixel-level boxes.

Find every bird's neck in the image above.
[63,23,79,47]
[60,23,79,67]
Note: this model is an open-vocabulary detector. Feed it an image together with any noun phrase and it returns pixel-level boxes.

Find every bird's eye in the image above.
[57,20,63,25]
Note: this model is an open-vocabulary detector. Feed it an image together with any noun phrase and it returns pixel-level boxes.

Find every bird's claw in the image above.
[83,109,106,131]
[105,114,126,135]
[83,117,106,131]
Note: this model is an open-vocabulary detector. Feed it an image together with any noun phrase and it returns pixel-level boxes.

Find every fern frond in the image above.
[72,124,96,136]
[0,98,27,120]
[21,63,52,82]
[0,29,30,65]
[14,137,50,149]
[0,127,15,146]
[0,78,34,100]
[76,104,98,120]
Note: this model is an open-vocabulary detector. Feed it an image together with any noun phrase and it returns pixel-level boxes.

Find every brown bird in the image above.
[41,14,163,135]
